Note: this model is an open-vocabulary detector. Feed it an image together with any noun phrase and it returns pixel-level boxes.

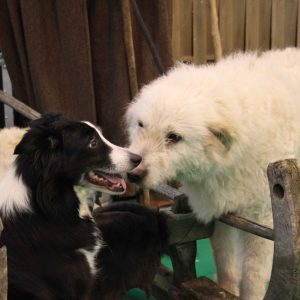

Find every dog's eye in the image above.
[89,137,98,148]
[166,132,182,144]
[138,121,144,128]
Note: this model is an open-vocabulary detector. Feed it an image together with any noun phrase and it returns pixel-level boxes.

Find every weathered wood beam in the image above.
[219,214,274,241]
[182,277,239,300]
[167,212,213,245]
[209,0,223,61]
[264,159,300,299]
[0,90,40,121]
[154,184,274,240]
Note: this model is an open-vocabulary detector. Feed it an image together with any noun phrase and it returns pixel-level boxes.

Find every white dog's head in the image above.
[125,64,238,188]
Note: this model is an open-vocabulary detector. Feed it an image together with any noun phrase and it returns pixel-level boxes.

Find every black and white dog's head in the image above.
[14,113,141,195]
[0,113,141,220]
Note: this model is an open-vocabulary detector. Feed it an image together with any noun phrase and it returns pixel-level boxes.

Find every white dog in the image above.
[125,48,300,299]
[0,127,25,178]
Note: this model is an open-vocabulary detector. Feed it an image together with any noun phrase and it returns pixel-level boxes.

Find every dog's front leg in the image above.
[239,231,273,300]
[210,221,241,296]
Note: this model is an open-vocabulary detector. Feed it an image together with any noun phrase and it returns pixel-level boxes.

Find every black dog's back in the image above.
[92,203,169,300]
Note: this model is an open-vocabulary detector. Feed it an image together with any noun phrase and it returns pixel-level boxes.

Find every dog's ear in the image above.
[29,113,65,129]
[208,123,235,151]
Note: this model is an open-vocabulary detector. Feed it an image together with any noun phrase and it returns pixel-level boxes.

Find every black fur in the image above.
[0,114,110,299]
[92,203,169,300]
[0,113,169,299]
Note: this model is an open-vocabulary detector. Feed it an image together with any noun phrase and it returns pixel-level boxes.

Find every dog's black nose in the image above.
[127,169,147,183]
[130,153,142,167]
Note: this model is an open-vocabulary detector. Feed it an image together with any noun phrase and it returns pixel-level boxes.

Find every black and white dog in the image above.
[0,113,142,299]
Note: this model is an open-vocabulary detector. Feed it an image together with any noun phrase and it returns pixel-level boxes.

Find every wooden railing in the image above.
[152,159,300,299]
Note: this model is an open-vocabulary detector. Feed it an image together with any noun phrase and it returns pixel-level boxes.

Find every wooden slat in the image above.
[121,0,138,97]
[271,0,298,49]
[172,0,193,62]
[219,214,274,241]
[219,0,246,55]
[182,277,239,300]
[167,212,214,245]
[209,0,223,61]
[245,0,272,51]
[205,0,216,61]
[152,184,187,202]
[193,0,208,64]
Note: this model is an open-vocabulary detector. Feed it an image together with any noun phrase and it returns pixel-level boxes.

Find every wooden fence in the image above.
[172,0,300,64]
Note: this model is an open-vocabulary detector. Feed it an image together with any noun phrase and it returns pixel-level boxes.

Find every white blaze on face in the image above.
[82,121,133,173]
[0,163,32,217]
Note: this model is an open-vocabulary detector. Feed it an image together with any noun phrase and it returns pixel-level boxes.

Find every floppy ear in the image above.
[208,123,235,151]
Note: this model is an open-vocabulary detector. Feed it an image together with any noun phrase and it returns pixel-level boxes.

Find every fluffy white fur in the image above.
[0,128,30,215]
[0,127,25,179]
[126,48,300,299]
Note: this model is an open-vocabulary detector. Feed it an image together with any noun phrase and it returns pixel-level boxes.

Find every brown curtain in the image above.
[0,0,172,145]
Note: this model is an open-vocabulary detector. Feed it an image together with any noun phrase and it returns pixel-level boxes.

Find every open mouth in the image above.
[85,170,127,194]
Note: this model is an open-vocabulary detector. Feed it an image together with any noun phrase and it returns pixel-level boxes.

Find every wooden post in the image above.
[0,218,7,300]
[121,0,151,206]
[121,0,138,98]
[265,159,300,299]
[209,0,223,61]
[168,195,198,287]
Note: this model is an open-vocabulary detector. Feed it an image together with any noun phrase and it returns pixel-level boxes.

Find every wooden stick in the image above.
[0,90,41,120]
[0,218,7,300]
[143,188,151,207]
[121,0,138,97]
[209,0,223,61]
[219,214,274,241]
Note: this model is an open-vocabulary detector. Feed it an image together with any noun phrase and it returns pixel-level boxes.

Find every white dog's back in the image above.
[0,127,26,179]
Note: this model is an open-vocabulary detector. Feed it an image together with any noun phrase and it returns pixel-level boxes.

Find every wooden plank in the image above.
[245,0,272,51]
[182,277,239,299]
[265,159,300,299]
[167,212,214,245]
[152,184,188,203]
[271,0,298,49]
[193,0,208,64]
[121,0,138,98]
[219,214,274,241]
[219,0,246,56]
[172,0,193,62]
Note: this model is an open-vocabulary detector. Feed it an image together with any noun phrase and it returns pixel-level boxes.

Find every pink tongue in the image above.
[102,173,122,184]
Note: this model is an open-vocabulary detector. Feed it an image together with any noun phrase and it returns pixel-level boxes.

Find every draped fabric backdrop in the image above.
[0,0,173,145]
